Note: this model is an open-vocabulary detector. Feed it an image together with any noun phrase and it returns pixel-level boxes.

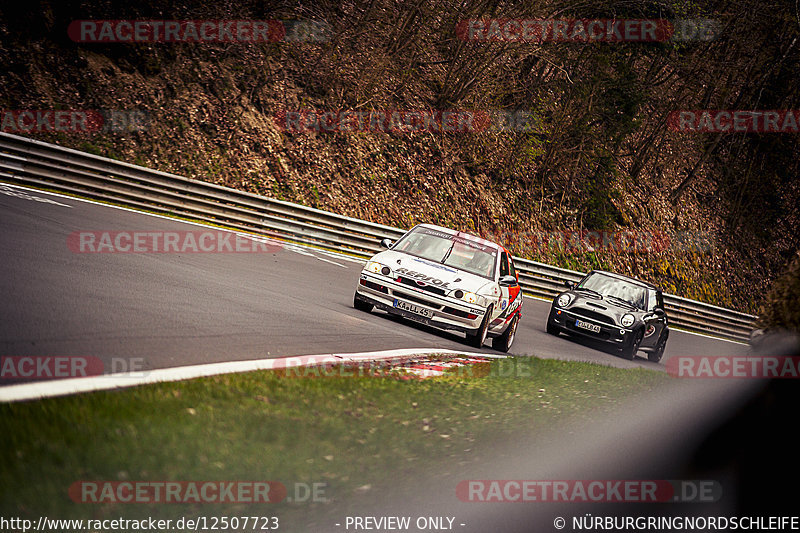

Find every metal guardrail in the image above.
[0,132,756,342]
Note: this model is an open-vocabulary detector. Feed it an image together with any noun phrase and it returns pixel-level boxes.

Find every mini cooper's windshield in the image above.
[577,272,648,310]
[393,226,498,279]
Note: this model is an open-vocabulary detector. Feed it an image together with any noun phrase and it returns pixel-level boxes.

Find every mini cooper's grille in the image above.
[565,320,611,340]
[569,308,617,326]
[396,276,448,296]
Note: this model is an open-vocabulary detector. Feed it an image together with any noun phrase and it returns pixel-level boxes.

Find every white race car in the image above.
[353,224,523,351]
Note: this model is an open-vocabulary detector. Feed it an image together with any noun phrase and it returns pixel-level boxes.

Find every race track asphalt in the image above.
[0,184,749,384]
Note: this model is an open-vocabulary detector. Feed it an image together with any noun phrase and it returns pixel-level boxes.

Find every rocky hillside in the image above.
[1,0,799,313]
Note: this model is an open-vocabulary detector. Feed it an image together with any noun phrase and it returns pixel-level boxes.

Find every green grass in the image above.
[0,357,666,529]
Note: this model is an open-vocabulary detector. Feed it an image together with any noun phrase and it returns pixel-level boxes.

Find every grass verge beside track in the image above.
[0,356,667,529]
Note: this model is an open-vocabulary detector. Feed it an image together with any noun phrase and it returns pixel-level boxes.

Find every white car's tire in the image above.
[492,314,518,353]
[353,292,373,312]
[467,306,492,348]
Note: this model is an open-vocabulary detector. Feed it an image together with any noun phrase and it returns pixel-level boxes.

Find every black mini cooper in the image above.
[546,270,669,362]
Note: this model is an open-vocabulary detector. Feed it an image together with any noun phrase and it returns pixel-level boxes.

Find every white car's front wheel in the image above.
[353,292,373,312]
[467,306,492,348]
[492,314,518,352]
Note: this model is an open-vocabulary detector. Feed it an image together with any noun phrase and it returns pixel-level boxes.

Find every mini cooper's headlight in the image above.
[621,314,635,327]
[557,293,572,307]
[365,261,390,276]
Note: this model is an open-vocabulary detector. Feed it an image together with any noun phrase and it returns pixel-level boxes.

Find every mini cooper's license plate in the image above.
[394,299,433,318]
[575,319,601,333]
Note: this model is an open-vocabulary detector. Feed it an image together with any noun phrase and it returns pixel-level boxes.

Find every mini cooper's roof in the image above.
[587,269,660,291]
[413,224,505,251]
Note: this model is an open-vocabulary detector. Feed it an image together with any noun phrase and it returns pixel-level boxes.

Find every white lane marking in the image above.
[233,232,284,249]
[315,256,347,268]
[317,249,365,264]
[0,183,72,208]
[283,243,314,256]
[0,348,502,403]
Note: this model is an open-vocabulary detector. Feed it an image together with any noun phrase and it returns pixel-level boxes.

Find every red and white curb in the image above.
[391,356,499,378]
[0,349,507,402]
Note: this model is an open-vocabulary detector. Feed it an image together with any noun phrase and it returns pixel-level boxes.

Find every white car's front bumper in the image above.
[355,271,487,332]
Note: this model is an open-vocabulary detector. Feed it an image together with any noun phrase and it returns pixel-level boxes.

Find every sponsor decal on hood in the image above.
[369,250,492,293]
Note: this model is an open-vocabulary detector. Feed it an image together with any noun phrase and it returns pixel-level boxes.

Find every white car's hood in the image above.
[369,250,493,294]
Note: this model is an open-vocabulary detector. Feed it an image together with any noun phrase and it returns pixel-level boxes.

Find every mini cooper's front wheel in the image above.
[648,331,669,363]
[467,306,492,348]
[621,329,643,360]
[492,314,518,353]
[353,292,373,313]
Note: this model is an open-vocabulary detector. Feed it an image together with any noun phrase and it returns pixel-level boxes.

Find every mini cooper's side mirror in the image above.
[380,238,394,249]
[564,280,575,289]
[653,307,666,317]
[499,275,517,287]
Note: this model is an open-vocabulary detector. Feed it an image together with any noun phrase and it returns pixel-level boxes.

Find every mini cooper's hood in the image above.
[565,291,645,324]
[368,250,493,294]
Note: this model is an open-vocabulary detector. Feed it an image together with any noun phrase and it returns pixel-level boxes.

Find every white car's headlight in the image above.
[365,261,391,276]
[451,289,479,304]
[462,291,479,304]
[557,293,572,307]
[621,314,635,327]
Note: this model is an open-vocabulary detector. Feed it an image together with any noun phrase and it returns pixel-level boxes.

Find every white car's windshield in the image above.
[393,227,497,279]
[577,272,647,310]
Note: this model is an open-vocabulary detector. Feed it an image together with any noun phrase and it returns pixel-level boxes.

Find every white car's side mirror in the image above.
[499,275,517,287]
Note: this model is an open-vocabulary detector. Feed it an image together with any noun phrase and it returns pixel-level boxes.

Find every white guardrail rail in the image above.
[0,132,756,342]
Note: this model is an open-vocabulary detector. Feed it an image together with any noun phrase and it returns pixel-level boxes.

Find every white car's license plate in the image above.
[394,299,433,318]
[575,319,601,333]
